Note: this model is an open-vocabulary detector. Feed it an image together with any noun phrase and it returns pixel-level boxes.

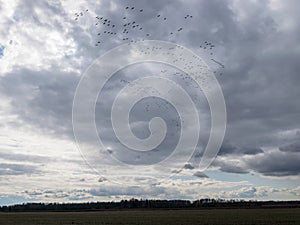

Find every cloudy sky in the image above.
[0,0,300,206]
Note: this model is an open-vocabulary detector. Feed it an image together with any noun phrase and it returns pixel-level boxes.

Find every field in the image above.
[1,208,300,225]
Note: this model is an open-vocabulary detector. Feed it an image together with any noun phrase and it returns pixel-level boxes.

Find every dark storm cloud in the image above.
[202,0,300,176]
[193,171,209,178]
[0,68,78,138]
[279,141,300,153]
[218,142,264,156]
[1,0,300,178]
[183,163,194,170]
[213,159,249,174]
[218,0,300,149]
[215,149,300,176]
[77,0,298,164]
[245,151,300,177]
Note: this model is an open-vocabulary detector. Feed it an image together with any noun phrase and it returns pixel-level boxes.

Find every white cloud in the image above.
[0,0,300,204]
[0,0,79,74]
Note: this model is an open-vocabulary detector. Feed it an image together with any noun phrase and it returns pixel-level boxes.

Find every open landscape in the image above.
[1,208,300,225]
[1,0,300,224]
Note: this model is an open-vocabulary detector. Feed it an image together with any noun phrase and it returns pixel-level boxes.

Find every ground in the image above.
[1,208,300,225]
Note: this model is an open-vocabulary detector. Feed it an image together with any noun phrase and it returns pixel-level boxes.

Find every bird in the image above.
[211,59,225,68]
[73,3,221,73]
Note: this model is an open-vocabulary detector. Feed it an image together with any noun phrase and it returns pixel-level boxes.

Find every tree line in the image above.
[1,199,299,212]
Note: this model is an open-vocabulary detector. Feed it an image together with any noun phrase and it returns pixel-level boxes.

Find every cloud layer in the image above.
[0,0,299,204]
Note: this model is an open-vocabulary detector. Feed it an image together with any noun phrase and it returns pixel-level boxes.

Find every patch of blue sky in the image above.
[0,45,4,58]
[0,195,29,206]
[206,170,300,189]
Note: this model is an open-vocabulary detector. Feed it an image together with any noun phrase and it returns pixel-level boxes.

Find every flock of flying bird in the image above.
[74,7,193,45]
[74,5,227,166]
[115,42,220,119]
[74,5,225,75]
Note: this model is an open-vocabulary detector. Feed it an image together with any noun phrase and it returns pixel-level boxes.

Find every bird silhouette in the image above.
[72,3,224,80]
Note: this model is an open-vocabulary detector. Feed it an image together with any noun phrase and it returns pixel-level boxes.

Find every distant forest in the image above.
[1,199,300,212]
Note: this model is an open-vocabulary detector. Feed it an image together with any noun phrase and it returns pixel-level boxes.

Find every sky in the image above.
[0,0,300,206]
